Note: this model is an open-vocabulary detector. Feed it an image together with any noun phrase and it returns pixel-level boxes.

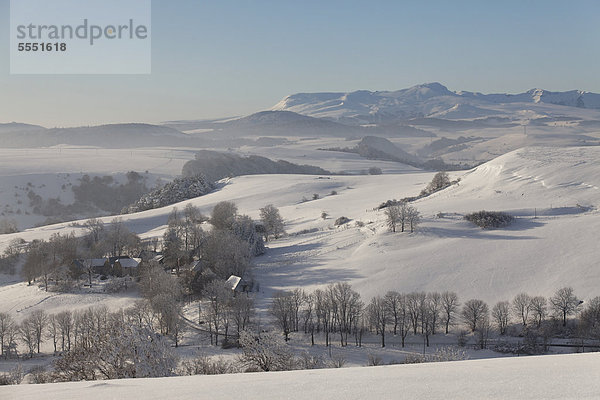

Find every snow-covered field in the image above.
[2,353,599,400]
[1,146,599,318]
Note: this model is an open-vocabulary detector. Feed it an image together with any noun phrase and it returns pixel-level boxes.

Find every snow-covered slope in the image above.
[1,146,599,309]
[271,83,600,124]
[3,353,599,400]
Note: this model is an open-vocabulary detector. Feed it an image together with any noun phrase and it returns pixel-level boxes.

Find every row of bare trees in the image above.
[200,280,255,346]
[269,284,600,348]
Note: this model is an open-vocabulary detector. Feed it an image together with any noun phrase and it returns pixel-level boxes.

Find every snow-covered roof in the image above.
[117,258,140,268]
[226,275,242,291]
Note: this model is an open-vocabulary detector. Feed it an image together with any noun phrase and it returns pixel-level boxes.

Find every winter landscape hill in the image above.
[0,146,598,309]
[1,84,600,395]
[3,353,599,400]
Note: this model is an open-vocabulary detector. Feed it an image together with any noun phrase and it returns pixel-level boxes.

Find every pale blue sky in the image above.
[0,0,599,127]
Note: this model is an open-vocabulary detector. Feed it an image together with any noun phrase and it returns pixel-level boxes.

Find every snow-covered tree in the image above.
[384,204,401,233]
[211,201,238,231]
[424,171,451,194]
[259,204,285,241]
[238,330,293,372]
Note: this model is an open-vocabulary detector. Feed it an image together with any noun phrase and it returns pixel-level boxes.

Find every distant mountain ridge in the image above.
[0,123,199,148]
[271,83,600,124]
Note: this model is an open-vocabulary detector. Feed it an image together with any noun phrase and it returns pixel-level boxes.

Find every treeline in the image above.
[182,150,332,182]
[269,284,600,349]
[25,172,150,223]
[7,201,285,296]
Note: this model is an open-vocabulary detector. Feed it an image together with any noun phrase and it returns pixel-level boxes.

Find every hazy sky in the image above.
[1,0,599,127]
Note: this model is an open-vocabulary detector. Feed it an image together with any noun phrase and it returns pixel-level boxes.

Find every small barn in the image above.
[226,275,251,294]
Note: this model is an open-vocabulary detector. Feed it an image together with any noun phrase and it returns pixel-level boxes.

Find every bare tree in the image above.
[529,296,547,328]
[314,289,333,347]
[579,297,600,340]
[301,293,316,345]
[330,283,362,346]
[368,296,389,347]
[202,280,232,346]
[512,293,532,327]
[47,314,59,354]
[384,291,402,335]
[0,313,15,358]
[385,291,409,347]
[492,301,510,335]
[462,299,489,332]
[56,311,73,352]
[427,292,442,335]
[407,292,426,335]
[407,205,421,233]
[441,291,460,334]
[475,314,492,349]
[550,287,581,327]
[231,295,254,335]
[29,309,47,354]
[385,204,401,233]
[270,291,295,341]
[260,204,285,241]
[20,317,38,357]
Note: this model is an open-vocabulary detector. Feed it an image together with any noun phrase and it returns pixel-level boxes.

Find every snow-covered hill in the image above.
[2,353,599,400]
[1,146,599,308]
[271,83,600,124]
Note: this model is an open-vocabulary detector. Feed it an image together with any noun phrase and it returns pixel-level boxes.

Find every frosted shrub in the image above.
[299,352,325,370]
[403,353,426,364]
[328,352,347,368]
[428,347,468,362]
[367,353,384,366]
[464,211,513,229]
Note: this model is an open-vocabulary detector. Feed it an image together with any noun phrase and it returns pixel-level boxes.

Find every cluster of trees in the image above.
[18,218,142,290]
[0,306,178,381]
[163,201,284,295]
[72,171,149,214]
[9,200,285,296]
[200,280,255,346]
[269,284,600,349]
[269,286,459,349]
[384,202,421,233]
[420,171,452,196]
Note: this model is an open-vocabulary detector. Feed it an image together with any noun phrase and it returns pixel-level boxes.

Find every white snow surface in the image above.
[1,146,599,312]
[2,353,599,400]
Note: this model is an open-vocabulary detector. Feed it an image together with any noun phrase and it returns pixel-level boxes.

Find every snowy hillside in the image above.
[271,83,600,124]
[2,353,599,400]
[0,147,199,229]
[1,146,599,308]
